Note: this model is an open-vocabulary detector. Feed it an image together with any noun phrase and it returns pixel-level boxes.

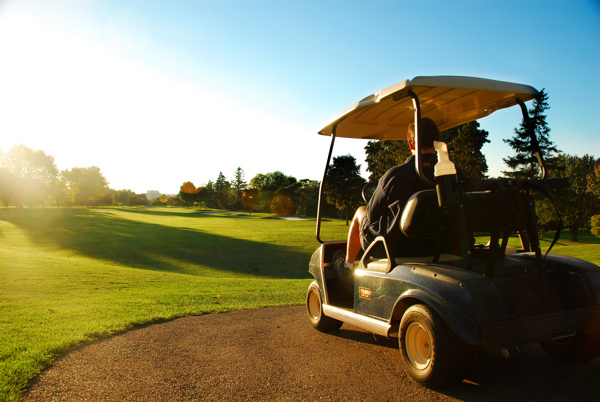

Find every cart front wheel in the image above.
[306,281,342,332]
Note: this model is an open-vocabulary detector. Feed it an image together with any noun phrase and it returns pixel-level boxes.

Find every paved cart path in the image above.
[25,306,600,401]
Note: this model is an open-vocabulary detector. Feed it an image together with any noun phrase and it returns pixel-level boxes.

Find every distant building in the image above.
[146,190,161,200]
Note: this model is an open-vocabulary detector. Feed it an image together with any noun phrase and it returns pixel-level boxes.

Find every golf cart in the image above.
[306,76,600,388]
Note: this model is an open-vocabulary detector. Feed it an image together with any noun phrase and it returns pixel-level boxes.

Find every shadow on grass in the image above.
[112,208,280,220]
[112,207,323,221]
[0,208,311,279]
[109,207,226,219]
[540,231,600,245]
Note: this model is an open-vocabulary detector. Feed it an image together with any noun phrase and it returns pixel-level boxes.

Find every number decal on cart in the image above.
[359,287,371,300]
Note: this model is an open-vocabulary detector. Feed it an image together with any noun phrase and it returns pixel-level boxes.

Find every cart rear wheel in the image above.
[306,281,342,332]
[399,304,467,388]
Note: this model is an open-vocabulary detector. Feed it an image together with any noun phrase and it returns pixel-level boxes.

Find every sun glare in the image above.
[0,5,319,192]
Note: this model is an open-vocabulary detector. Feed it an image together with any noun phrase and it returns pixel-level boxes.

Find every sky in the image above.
[0,0,599,195]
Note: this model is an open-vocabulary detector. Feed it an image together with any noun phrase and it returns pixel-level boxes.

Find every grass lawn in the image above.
[0,206,349,401]
[475,230,600,263]
[1,207,599,401]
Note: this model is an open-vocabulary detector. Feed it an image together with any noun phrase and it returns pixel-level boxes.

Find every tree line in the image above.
[2,90,599,239]
[0,145,106,207]
[0,145,176,208]
[177,168,339,218]
[0,145,341,216]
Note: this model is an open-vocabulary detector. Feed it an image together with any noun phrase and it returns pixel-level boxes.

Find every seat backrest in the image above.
[400,189,445,238]
[401,189,512,237]
[399,184,539,274]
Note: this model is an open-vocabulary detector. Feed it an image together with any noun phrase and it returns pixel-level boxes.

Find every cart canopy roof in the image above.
[318,76,539,141]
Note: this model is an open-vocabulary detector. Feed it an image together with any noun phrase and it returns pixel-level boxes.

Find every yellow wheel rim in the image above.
[405,322,432,370]
[308,290,321,321]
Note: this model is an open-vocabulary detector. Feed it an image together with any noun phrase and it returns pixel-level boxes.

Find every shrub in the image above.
[592,215,600,237]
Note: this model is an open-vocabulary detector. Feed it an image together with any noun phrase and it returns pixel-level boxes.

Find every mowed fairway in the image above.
[2,207,600,401]
[0,207,349,401]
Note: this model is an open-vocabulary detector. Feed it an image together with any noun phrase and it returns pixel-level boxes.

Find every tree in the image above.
[231,167,247,208]
[113,189,135,205]
[179,181,199,208]
[249,171,298,213]
[503,90,560,179]
[205,181,215,192]
[215,182,231,209]
[365,140,411,182]
[111,189,147,206]
[325,154,366,225]
[0,144,60,206]
[130,192,148,206]
[167,195,183,206]
[0,167,17,207]
[538,154,600,242]
[213,172,232,209]
[364,121,490,182]
[61,166,109,206]
[96,188,115,207]
[592,215,600,237]
[588,165,600,237]
[588,164,600,200]
[250,171,297,191]
[294,179,321,216]
[241,188,259,213]
[48,174,68,208]
[269,193,295,216]
[214,172,228,191]
[200,180,218,208]
[440,121,490,178]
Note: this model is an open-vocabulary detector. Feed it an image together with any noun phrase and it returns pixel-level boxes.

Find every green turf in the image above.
[0,207,349,401]
[475,230,600,264]
[1,207,599,401]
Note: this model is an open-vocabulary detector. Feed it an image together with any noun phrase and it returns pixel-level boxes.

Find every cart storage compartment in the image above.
[493,265,590,318]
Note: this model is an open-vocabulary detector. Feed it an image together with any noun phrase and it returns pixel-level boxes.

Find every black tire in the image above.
[540,332,600,362]
[306,281,343,332]
[399,304,467,388]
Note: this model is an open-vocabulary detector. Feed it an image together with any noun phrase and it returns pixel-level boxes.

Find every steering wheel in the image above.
[362,181,377,203]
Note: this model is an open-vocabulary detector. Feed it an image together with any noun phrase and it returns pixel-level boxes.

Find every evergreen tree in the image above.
[231,167,247,207]
[214,172,228,191]
[204,180,215,192]
[503,90,560,179]
[213,171,231,208]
